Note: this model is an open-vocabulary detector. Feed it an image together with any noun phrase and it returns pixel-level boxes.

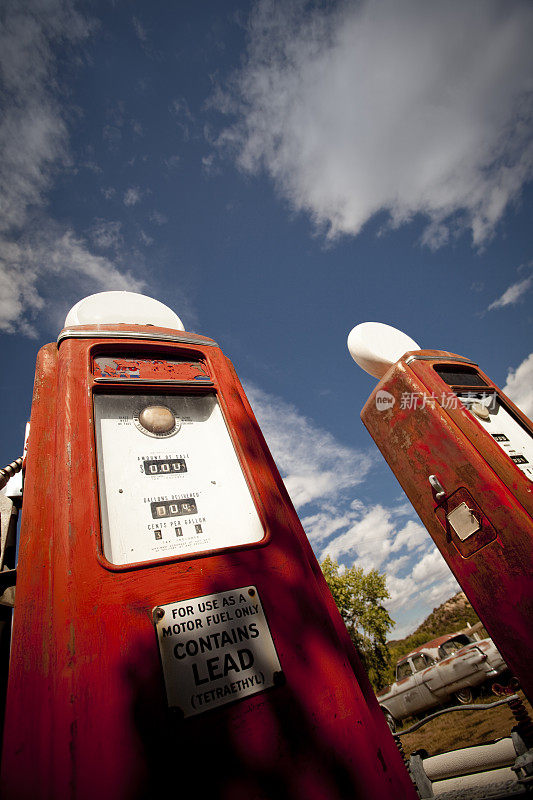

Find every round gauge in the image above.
[133,405,181,438]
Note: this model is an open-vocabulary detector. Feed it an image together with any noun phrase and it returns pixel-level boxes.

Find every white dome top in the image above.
[64,291,185,331]
[347,322,420,378]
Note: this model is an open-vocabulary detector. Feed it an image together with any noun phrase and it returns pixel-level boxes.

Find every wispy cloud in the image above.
[0,227,145,336]
[164,155,181,170]
[503,353,533,419]
[0,0,88,233]
[0,0,146,336]
[170,97,195,140]
[202,153,220,177]
[90,220,123,251]
[132,16,147,43]
[488,275,533,310]
[312,495,460,624]
[149,210,168,226]
[139,230,154,247]
[244,382,373,508]
[245,380,459,631]
[123,186,142,207]
[218,0,533,246]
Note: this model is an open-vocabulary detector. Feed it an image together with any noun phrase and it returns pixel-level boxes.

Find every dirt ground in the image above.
[397,691,533,758]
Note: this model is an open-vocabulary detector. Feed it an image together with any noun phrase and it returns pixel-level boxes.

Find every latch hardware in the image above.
[428,475,446,501]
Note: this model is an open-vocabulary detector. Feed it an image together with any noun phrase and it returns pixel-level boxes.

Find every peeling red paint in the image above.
[93,355,211,382]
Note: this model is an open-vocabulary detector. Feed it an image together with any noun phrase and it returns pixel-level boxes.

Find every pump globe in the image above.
[63,291,185,331]
[347,322,420,379]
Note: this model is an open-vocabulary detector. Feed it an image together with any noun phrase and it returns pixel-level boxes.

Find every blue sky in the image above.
[1,0,532,638]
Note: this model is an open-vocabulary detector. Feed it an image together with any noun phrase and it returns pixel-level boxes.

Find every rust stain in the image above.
[68,622,76,660]
[93,355,211,382]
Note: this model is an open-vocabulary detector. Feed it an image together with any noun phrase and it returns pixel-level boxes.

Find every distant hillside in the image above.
[391,592,482,647]
[382,593,485,686]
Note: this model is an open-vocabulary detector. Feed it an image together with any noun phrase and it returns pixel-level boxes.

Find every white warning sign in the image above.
[154,586,282,717]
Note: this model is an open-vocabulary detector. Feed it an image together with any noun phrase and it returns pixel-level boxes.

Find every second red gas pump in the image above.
[348,322,533,704]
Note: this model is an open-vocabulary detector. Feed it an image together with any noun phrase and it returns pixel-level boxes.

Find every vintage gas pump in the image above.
[348,322,533,704]
[0,294,416,800]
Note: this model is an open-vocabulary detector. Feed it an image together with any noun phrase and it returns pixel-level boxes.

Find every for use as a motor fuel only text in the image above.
[153,586,282,716]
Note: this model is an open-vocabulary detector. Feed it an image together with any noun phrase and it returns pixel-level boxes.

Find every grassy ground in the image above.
[397,690,533,758]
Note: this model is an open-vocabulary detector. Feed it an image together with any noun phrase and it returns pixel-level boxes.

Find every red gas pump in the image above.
[0,294,415,800]
[348,322,533,705]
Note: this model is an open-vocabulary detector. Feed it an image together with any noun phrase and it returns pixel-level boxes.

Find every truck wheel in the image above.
[382,709,396,733]
[454,688,473,704]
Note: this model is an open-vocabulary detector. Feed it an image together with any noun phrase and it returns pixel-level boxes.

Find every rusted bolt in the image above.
[154,607,165,621]
[248,588,256,597]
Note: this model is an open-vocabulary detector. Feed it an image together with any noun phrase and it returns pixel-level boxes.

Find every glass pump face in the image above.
[94,392,264,566]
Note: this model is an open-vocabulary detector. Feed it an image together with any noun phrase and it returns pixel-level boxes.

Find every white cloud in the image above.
[0,0,144,335]
[319,506,427,568]
[386,555,459,614]
[149,210,168,226]
[0,227,145,335]
[243,380,458,636]
[503,353,533,419]
[322,504,394,570]
[316,499,459,623]
[170,98,195,140]
[386,555,410,576]
[123,186,142,206]
[244,382,373,509]
[164,155,181,170]
[412,547,453,586]
[390,520,427,553]
[0,101,67,234]
[132,16,147,43]
[385,574,418,612]
[202,153,221,177]
[488,275,533,310]
[103,125,122,146]
[139,230,154,246]
[386,568,460,637]
[90,220,123,251]
[219,0,533,246]
[0,0,89,233]
[170,98,194,121]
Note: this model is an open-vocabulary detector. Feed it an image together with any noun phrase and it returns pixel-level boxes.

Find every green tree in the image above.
[321,555,394,690]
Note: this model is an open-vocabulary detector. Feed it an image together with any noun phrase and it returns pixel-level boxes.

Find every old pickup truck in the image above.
[377,633,507,731]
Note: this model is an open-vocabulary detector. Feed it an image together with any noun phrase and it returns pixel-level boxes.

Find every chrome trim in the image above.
[405,354,477,366]
[57,328,218,347]
[93,377,214,386]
